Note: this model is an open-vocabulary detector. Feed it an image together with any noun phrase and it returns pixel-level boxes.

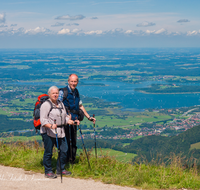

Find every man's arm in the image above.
[79,104,96,124]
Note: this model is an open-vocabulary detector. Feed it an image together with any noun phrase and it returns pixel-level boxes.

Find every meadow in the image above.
[79,148,137,163]
[1,141,200,189]
[190,142,200,150]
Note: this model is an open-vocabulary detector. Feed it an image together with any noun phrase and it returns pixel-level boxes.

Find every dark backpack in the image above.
[59,87,84,121]
[33,94,53,131]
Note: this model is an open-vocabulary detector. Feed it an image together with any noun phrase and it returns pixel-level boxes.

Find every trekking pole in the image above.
[76,117,91,170]
[54,119,62,183]
[93,114,97,159]
[68,110,73,163]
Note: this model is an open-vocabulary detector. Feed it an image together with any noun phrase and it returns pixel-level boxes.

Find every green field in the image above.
[190,142,200,150]
[0,135,42,142]
[77,148,137,163]
[81,113,172,129]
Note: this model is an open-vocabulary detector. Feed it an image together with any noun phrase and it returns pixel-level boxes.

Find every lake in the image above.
[77,80,200,111]
[3,48,200,112]
[13,80,200,111]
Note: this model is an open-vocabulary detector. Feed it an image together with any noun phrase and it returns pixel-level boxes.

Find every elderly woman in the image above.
[40,86,80,179]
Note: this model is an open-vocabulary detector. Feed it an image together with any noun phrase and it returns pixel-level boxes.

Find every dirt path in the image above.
[0,165,138,190]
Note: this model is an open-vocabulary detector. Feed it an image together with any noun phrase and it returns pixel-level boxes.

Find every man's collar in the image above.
[67,85,75,93]
[67,85,72,92]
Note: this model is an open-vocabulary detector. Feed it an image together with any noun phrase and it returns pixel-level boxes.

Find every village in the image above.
[78,108,200,140]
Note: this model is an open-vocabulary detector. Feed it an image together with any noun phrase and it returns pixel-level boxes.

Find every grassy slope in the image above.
[78,148,137,163]
[0,135,42,142]
[0,135,136,163]
[1,141,200,189]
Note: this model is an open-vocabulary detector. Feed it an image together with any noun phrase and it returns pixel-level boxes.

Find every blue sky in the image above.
[0,0,200,48]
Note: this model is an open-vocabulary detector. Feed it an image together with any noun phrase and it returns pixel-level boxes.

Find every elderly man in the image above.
[58,74,96,163]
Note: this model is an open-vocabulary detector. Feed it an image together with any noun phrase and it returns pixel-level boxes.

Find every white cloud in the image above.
[58,28,70,34]
[0,24,8,27]
[125,30,133,34]
[0,27,25,35]
[0,13,5,23]
[66,23,79,26]
[84,28,124,35]
[0,24,199,38]
[177,19,190,23]
[154,28,166,34]
[57,28,82,35]
[91,17,98,19]
[172,31,182,36]
[187,30,199,36]
[84,30,103,35]
[55,14,85,20]
[136,21,156,27]
[107,28,123,34]
[71,28,82,34]
[146,30,156,34]
[51,22,65,27]
[125,28,169,35]
[125,30,144,35]
[25,27,51,35]
[11,27,25,35]
[11,24,17,27]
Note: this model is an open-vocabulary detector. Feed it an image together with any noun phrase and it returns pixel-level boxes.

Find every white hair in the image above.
[48,86,59,95]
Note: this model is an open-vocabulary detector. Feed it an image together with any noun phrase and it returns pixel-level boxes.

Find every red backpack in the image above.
[33,94,52,132]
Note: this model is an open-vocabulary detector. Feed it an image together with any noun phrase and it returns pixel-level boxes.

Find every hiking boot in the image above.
[45,172,57,179]
[57,170,72,176]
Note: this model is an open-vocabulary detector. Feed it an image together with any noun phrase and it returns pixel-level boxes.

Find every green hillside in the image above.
[1,141,200,189]
[124,125,200,165]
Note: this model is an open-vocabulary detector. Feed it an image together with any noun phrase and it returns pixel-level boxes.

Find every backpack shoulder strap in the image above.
[46,99,53,116]
[57,99,64,114]
[59,87,70,110]
[62,87,68,101]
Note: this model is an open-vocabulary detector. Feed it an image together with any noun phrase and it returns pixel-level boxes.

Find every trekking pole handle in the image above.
[93,114,95,126]
[75,117,78,125]
[54,119,57,133]
[88,114,95,122]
